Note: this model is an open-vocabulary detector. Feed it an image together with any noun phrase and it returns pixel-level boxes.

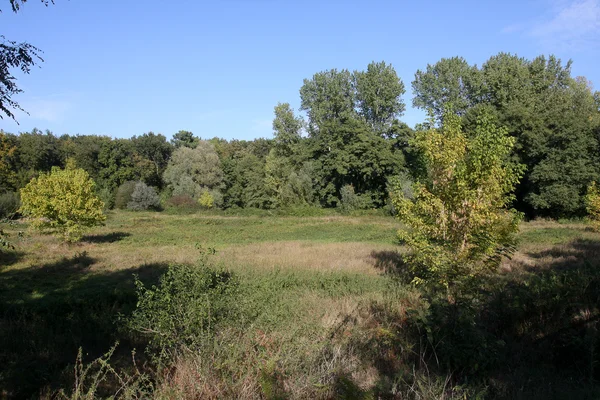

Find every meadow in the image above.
[1,210,599,399]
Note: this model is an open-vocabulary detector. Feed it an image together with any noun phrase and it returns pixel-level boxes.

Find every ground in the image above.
[1,210,599,399]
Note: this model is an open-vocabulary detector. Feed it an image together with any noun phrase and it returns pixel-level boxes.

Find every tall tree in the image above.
[412,56,481,119]
[354,61,405,134]
[300,68,355,134]
[272,102,302,158]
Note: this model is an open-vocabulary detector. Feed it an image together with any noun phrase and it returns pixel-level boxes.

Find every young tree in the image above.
[391,111,523,297]
[19,163,106,242]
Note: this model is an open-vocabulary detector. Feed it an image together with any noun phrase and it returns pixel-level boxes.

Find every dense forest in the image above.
[1,54,599,219]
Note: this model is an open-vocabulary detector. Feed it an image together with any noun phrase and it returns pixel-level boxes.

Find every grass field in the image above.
[1,211,599,398]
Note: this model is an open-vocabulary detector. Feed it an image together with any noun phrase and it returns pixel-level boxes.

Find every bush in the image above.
[19,166,106,242]
[0,191,20,219]
[198,190,214,209]
[126,262,239,359]
[127,182,160,211]
[339,185,373,212]
[115,181,137,210]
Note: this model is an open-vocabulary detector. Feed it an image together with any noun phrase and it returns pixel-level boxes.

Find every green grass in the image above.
[1,211,600,398]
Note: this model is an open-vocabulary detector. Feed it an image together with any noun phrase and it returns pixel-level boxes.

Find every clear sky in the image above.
[1,0,599,140]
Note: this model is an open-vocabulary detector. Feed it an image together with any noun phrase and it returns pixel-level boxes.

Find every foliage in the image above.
[272,102,302,158]
[586,181,600,230]
[170,130,199,149]
[126,261,239,359]
[310,117,404,207]
[391,111,523,294]
[339,184,361,212]
[412,56,481,118]
[127,181,160,211]
[0,131,17,191]
[412,53,600,218]
[354,60,406,134]
[0,191,19,218]
[163,140,224,199]
[198,190,214,209]
[131,132,173,188]
[114,181,137,210]
[19,165,106,242]
[0,36,43,121]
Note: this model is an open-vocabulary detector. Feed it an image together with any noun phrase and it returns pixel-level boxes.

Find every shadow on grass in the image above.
[0,250,24,267]
[81,231,132,244]
[0,253,167,399]
[350,238,600,399]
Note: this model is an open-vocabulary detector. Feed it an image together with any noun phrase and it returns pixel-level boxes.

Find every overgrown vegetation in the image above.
[0,212,598,398]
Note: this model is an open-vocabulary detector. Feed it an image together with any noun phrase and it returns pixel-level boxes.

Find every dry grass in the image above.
[218,241,400,275]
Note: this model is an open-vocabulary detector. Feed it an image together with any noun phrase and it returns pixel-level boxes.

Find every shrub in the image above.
[339,185,373,212]
[19,166,106,242]
[114,181,137,210]
[339,185,360,212]
[127,182,160,211]
[126,262,239,359]
[198,190,214,209]
[0,191,20,219]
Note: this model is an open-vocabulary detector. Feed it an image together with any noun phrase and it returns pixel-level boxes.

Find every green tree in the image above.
[391,111,523,296]
[0,130,16,191]
[19,163,106,242]
[131,132,173,187]
[310,117,404,207]
[97,139,138,192]
[524,77,599,216]
[170,130,199,149]
[412,56,481,119]
[163,140,224,201]
[300,68,355,134]
[272,102,302,158]
[354,61,406,134]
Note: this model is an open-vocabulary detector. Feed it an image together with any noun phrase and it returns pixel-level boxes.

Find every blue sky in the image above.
[2,0,599,140]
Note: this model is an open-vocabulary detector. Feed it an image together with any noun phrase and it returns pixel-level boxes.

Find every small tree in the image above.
[198,190,214,209]
[127,182,160,211]
[585,181,600,231]
[391,112,523,297]
[19,165,106,242]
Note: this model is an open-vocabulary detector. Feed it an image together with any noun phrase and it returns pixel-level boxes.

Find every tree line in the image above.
[1,54,599,218]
